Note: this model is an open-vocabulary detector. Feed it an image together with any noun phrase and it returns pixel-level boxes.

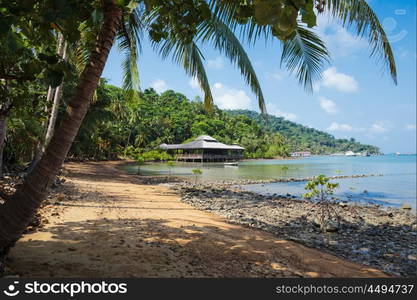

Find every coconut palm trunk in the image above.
[0,1,122,253]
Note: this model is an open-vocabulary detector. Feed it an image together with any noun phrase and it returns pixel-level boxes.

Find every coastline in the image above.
[5,161,390,278]
[121,156,415,210]
[171,181,416,277]
[119,159,416,276]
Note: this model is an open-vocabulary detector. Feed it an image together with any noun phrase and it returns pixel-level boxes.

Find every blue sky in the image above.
[102,0,416,154]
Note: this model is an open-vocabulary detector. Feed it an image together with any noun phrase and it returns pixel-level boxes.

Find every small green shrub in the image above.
[303,175,341,232]
[167,160,175,178]
[192,168,202,184]
[136,156,145,175]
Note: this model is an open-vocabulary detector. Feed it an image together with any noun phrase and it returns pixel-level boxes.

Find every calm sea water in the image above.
[124,155,416,209]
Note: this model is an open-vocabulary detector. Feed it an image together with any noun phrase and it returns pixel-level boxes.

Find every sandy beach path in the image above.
[8,161,388,277]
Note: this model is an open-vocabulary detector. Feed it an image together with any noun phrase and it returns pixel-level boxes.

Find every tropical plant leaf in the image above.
[117,9,142,101]
[198,16,266,113]
[281,26,330,92]
[325,0,397,83]
[154,37,214,111]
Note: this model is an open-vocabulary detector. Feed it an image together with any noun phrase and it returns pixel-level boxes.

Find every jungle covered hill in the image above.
[4,81,379,169]
[70,84,380,160]
[4,81,286,168]
[228,109,380,155]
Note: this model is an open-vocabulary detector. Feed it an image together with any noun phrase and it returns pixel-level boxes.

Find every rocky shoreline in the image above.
[195,173,385,186]
[171,182,417,277]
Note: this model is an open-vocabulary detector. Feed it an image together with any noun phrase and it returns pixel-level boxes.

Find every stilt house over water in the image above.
[159,135,244,162]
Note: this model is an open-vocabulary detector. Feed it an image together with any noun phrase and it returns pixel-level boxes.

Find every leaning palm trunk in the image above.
[0,2,122,255]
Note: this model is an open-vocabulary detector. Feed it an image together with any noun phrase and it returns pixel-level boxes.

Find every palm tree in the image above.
[0,0,397,255]
[0,0,123,254]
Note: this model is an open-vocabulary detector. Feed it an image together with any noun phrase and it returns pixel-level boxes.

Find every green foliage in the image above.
[192,168,202,175]
[302,175,339,201]
[192,168,202,184]
[228,110,380,155]
[136,156,145,165]
[2,81,46,167]
[1,0,396,173]
[166,160,175,177]
[64,84,380,160]
[3,78,381,166]
[0,0,93,85]
[281,27,330,91]
[66,85,289,160]
[135,156,145,175]
[141,150,173,162]
[302,174,342,232]
[212,0,397,87]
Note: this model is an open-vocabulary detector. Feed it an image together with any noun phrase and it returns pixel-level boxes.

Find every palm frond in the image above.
[117,10,143,101]
[198,16,266,113]
[281,26,330,92]
[325,0,397,83]
[72,22,99,73]
[155,38,214,111]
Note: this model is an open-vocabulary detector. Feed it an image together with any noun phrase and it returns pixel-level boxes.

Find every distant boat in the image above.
[395,152,401,156]
[224,162,238,167]
[345,151,356,156]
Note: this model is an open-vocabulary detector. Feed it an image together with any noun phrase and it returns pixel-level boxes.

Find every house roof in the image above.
[194,135,217,141]
[159,135,245,150]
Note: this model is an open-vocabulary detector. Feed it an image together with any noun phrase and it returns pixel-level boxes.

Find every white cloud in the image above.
[265,72,284,81]
[212,82,252,110]
[267,103,298,121]
[316,14,367,57]
[214,82,223,89]
[319,96,338,114]
[370,123,389,133]
[327,122,355,132]
[207,56,225,69]
[274,110,298,121]
[189,77,200,89]
[151,79,168,93]
[405,124,416,130]
[327,121,391,135]
[320,67,359,93]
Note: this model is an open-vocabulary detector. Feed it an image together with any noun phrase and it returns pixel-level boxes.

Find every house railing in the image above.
[176,154,243,160]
